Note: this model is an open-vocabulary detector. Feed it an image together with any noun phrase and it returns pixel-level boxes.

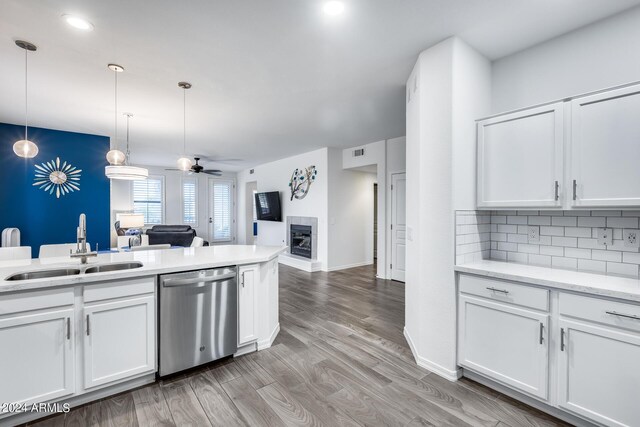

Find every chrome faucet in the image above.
[70,213,98,264]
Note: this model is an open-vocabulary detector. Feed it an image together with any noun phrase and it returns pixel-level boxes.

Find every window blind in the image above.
[212,181,232,241]
[182,179,197,225]
[133,177,164,225]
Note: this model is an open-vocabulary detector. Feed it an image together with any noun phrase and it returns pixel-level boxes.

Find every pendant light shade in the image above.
[13,40,38,159]
[13,139,38,158]
[107,113,148,180]
[176,81,193,171]
[106,149,125,165]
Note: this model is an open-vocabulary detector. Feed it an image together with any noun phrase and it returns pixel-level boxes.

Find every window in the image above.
[211,180,233,242]
[182,178,198,226]
[133,177,164,225]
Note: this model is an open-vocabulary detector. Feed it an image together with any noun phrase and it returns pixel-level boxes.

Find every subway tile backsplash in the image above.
[455,210,640,279]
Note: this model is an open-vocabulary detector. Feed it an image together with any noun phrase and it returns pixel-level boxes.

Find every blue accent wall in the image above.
[0,123,110,258]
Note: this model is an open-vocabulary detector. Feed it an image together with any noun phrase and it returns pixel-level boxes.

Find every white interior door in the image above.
[391,173,406,282]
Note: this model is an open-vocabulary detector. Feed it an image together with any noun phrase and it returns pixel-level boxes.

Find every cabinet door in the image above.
[558,319,640,426]
[477,103,563,208]
[458,295,549,400]
[238,265,257,345]
[0,309,75,407]
[83,295,155,389]
[570,84,640,207]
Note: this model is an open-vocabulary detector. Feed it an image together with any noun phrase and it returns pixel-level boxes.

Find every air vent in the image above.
[249,169,255,174]
[353,148,365,157]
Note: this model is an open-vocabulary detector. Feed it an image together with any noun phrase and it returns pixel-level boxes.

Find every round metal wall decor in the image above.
[33,157,82,198]
[289,165,317,200]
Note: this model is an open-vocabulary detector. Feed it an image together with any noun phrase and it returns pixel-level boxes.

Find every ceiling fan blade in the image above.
[202,171,222,176]
[203,169,222,173]
[165,168,182,171]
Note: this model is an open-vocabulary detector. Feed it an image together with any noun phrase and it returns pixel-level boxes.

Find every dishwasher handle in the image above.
[162,272,237,287]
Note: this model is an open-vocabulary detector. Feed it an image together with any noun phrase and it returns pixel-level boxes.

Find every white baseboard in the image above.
[258,323,280,350]
[326,261,374,272]
[403,327,462,382]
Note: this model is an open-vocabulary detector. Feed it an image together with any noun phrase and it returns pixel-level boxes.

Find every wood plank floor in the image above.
[26,264,570,427]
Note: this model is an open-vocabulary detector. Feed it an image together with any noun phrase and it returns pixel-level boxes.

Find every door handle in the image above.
[241,272,245,287]
[66,317,71,340]
[554,181,559,201]
[539,323,544,345]
[572,180,577,201]
[560,328,565,351]
[86,314,90,336]
[209,217,213,224]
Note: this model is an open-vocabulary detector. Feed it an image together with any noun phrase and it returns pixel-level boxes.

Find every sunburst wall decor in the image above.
[33,157,82,198]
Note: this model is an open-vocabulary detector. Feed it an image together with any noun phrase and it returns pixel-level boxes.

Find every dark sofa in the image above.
[146,225,197,247]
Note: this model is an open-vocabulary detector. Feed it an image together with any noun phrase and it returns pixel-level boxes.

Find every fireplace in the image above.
[290,224,312,259]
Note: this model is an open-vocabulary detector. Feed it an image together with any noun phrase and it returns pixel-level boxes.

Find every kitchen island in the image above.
[0,245,285,426]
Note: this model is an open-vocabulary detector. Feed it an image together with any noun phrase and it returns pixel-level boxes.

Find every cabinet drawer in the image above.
[84,276,155,303]
[0,288,74,316]
[459,274,549,311]
[559,292,640,333]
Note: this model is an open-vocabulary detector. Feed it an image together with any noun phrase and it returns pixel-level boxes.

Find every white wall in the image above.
[405,37,490,380]
[492,6,640,113]
[327,148,377,271]
[237,148,329,269]
[109,165,237,246]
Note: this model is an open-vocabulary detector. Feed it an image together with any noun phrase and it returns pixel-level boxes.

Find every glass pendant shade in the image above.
[13,139,38,158]
[106,149,126,165]
[177,156,193,171]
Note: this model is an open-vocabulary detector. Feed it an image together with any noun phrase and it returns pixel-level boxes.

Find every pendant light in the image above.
[105,113,149,180]
[176,81,193,171]
[13,40,39,158]
[105,65,148,180]
[105,64,125,166]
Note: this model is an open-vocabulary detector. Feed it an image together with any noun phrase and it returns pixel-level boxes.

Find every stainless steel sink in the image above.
[6,268,81,281]
[84,262,144,274]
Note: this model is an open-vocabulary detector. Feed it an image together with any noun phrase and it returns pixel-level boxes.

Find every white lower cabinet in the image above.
[558,319,640,426]
[83,295,155,389]
[0,308,75,407]
[459,273,640,427]
[238,264,257,345]
[458,294,549,400]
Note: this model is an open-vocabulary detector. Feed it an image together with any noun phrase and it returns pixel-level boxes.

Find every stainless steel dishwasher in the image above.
[159,267,237,377]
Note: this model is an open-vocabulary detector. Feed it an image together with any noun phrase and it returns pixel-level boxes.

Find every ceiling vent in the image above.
[353,148,365,157]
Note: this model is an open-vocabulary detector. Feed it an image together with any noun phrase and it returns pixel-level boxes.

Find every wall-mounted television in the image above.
[255,191,282,222]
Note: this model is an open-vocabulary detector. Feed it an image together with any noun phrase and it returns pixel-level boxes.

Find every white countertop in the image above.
[0,245,286,294]
[455,260,640,303]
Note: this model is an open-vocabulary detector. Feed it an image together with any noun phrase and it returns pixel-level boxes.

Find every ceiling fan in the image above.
[166,157,222,176]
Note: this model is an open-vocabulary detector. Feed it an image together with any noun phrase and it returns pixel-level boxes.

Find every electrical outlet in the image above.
[527,226,540,243]
[623,229,640,249]
[597,228,613,246]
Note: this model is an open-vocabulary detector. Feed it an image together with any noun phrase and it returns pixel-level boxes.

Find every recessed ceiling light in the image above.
[323,1,345,16]
[62,14,94,31]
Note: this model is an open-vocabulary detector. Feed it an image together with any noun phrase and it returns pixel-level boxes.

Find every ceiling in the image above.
[1,0,639,170]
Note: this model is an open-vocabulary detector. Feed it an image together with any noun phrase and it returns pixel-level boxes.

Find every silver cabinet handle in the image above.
[560,328,565,351]
[86,314,90,336]
[241,272,245,288]
[486,287,509,294]
[554,181,559,201]
[66,317,71,340]
[572,179,577,201]
[539,323,544,345]
[606,311,640,321]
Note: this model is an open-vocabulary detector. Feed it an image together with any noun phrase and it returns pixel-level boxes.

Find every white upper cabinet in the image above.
[477,103,564,208]
[570,84,640,207]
